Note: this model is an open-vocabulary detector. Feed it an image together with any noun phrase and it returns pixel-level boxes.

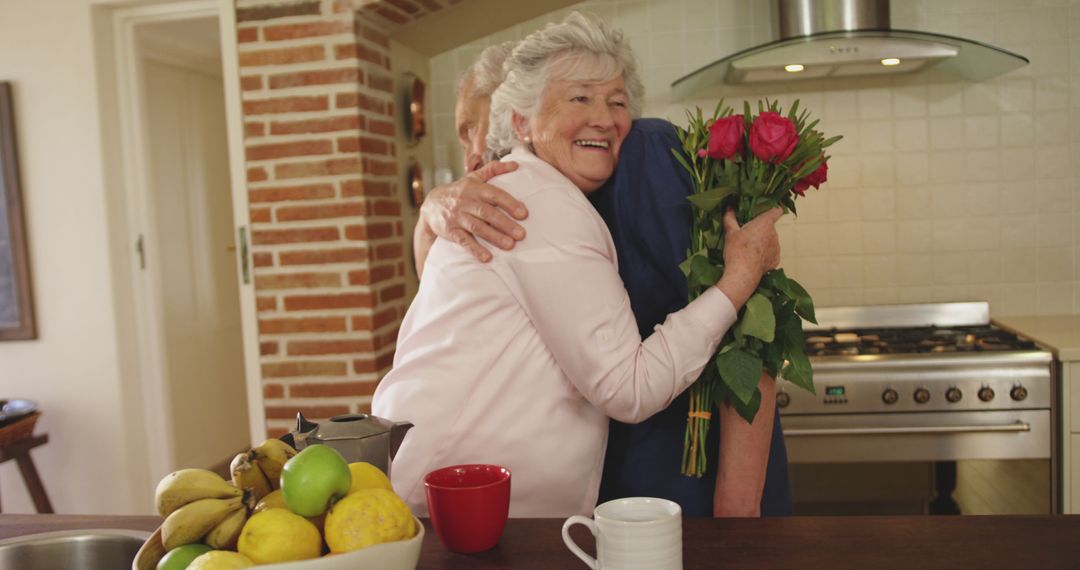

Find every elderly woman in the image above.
[372,12,781,517]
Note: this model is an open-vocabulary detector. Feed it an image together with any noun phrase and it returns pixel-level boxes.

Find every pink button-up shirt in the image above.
[372,147,736,517]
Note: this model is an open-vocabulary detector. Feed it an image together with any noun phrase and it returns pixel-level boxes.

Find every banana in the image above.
[204,505,247,550]
[230,451,272,502]
[251,438,297,489]
[161,495,243,551]
[155,468,242,518]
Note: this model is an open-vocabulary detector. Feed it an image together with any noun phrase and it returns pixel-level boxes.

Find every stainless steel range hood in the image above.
[672,0,1029,100]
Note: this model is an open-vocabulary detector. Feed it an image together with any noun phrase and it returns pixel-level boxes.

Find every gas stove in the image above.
[777,302,1055,461]
[805,325,1040,357]
[776,301,1058,515]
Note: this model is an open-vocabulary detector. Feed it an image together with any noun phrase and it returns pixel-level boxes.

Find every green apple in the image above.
[281,444,352,517]
[157,543,213,570]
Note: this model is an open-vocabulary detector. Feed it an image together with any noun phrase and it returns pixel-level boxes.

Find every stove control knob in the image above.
[978,386,996,402]
[945,387,963,403]
[913,387,931,404]
[777,391,791,408]
[882,388,899,405]
[1010,385,1028,402]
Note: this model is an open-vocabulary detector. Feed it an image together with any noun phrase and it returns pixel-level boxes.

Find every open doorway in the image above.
[137,16,250,471]
[101,1,258,490]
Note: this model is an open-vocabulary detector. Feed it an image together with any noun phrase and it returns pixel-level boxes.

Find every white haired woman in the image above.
[372,12,782,517]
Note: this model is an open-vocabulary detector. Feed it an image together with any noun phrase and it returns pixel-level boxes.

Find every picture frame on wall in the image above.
[0,81,36,340]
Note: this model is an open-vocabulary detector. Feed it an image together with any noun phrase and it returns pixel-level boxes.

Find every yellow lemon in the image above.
[324,488,415,553]
[255,489,326,531]
[237,508,322,565]
[187,550,254,570]
[347,462,393,494]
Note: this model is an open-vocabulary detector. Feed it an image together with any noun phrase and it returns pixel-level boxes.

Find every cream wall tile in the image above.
[897,254,934,286]
[1001,216,1038,248]
[1002,283,1039,315]
[828,222,864,254]
[964,150,1000,182]
[1037,212,1072,246]
[965,217,1001,250]
[963,84,1000,114]
[897,186,932,219]
[932,220,967,252]
[895,119,929,151]
[861,188,896,220]
[1038,282,1073,314]
[824,90,859,120]
[898,286,935,304]
[898,220,933,253]
[860,155,895,187]
[1037,180,1074,213]
[863,255,897,287]
[1035,111,1070,144]
[859,121,893,152]
[893,85,928,118]
[829,256,864,287]
[999,78,1035,111]
[929,83,963,116]
[968,251,1003,283]
[1037,246,1073,281]
[965,116,1000,148]
[965,183,1000,216]
[929,151,966,183]
[896,153,929,186]
[1035,77,1069,110]
[931,117,965,150]
[863,220,897,253]
[864,287,900,304]
[858,88,892,119]
[1000,113,1035,146]
[1001,248,1039,282]
[793,222,830,256]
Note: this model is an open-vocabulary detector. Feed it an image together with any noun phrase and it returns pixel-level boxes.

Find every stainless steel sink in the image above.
[0,529,150,569]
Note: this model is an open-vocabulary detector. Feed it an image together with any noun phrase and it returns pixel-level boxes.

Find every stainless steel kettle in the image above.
[286,412,413,476]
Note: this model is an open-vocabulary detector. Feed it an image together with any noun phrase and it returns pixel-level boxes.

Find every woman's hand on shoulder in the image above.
[715,208,782,309]
[420,161,529,262]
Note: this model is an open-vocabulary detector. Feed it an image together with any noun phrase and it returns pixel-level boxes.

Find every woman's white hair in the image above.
[487,11,644,158]
[455,41,517,98]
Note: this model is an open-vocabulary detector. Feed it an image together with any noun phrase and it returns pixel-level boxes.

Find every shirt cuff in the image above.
[685,286,738,348]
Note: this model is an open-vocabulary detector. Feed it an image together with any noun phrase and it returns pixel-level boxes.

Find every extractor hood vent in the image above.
[672,0,1029,100]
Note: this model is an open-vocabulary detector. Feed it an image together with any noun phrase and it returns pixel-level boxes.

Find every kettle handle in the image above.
[389,421,413,460]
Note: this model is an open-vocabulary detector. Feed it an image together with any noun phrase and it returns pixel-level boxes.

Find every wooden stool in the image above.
[0,433,54,513]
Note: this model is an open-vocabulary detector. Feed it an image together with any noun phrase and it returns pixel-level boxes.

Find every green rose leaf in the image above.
[734,293,775,342]
[767,270,817,324]
[715,347,763,405]
[781,345,815,394]
[687,186,737,213]
[686,254,723,291]
[732,388,762,423]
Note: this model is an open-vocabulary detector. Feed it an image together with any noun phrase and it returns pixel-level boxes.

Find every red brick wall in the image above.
[234,0,452,437]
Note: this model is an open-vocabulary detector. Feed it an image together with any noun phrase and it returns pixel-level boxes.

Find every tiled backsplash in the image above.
[429,0,1080,317]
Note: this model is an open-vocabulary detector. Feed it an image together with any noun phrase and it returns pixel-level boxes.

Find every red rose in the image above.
[749,111,799,163]
[706,114,744,160]
[793,159,828,197]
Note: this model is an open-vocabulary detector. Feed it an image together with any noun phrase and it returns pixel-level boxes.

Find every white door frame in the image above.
[110,0,264,480]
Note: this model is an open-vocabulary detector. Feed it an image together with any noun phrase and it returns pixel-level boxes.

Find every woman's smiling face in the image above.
[520,71,631,193]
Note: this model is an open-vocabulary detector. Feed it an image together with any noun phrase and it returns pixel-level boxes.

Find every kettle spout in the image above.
[389,421,413,460]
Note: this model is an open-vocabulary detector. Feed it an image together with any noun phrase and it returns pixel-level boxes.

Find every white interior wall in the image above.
[0,0,150,514]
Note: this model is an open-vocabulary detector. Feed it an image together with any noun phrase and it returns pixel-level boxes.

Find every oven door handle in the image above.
[784,421,1031,437]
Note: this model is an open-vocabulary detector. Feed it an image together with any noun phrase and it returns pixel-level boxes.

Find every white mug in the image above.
[562,497,682,570]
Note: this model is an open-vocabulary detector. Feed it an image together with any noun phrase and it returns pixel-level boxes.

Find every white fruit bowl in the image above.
[259,516,424,570]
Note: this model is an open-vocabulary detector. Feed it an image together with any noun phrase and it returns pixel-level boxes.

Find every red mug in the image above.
[424,464,511,553]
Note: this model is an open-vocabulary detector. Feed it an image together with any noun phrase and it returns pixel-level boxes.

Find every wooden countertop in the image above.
[3,513,1080,569]
[994,314,1080,361]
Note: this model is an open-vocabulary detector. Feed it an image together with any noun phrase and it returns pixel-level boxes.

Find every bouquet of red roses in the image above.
[673,99,840,477]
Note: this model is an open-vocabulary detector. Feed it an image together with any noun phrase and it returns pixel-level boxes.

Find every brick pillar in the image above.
[235,0,413,436]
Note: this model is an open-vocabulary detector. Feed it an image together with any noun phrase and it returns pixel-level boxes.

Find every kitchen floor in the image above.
[954,460,1050,515]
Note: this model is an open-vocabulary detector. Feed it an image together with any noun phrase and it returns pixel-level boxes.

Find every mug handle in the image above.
[562,515,599,569]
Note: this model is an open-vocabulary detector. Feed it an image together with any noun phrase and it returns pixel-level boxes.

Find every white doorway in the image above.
[104,0,264,490]
[140,29,249,470]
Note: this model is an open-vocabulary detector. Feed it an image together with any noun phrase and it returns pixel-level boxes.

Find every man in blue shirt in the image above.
[589,118,791,517]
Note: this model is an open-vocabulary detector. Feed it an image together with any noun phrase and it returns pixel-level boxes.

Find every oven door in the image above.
[782,410,1054,515]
